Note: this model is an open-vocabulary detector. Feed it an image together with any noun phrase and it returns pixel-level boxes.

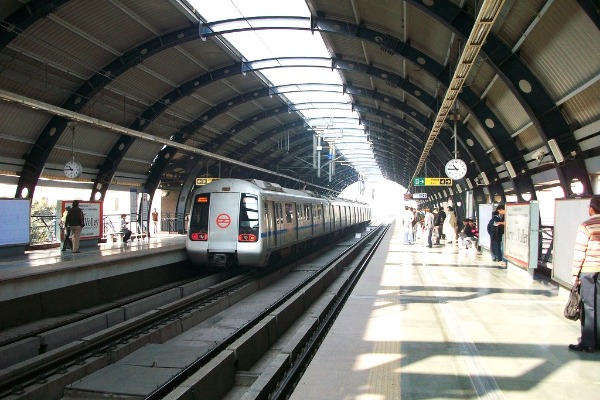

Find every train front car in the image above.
[187,179,264,268]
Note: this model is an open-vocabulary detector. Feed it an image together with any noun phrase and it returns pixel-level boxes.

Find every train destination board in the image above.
[413,177,453,186]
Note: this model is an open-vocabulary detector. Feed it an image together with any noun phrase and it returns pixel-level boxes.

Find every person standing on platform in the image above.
[60,205,72,251]
[490,205,506,262]
[423,207,434,248]
[433,207,445,245]
[569,196,600,353]
[402,206,414,244]
[151,208,159,233]
[443,206,458,245]
[65,200,85,253]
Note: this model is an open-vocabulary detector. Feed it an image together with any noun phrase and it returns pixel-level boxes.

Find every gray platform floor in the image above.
[291,221,598,400]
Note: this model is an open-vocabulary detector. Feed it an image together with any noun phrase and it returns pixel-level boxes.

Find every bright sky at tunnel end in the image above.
[189,0,384,183]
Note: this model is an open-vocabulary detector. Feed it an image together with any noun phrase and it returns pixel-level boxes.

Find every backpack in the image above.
[487,218,495,235]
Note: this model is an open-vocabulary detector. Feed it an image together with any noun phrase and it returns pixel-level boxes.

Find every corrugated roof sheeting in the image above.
[407,5,452,67]
[0,51,83,103]
[561,79,600,128]
[180,40,238,69]
[309,0,355,20]
[363,42,403,78]
[366,0,406,34]
[10,19,114,80]
[0,139,29,160]
[142,48,209,87]
[495,0,546,47]
[324,33,365,61]
[119,0,192,34]
[514,124,543,154]
[193,80,239,106]
[0,103,52,144]
[58,1,147,55]
[485,80,530,135]
[465,58,496,100]
[520,1,600,101]
[118,67,175,104]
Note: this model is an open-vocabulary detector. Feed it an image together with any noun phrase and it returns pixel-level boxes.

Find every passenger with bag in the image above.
[60,205,72,251]
[568,196,600,353]
[65,200,85,253]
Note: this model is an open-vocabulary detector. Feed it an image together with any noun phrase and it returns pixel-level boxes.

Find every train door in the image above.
[265,200,277,249]
[275,202,283,247]
[208,192,240,253]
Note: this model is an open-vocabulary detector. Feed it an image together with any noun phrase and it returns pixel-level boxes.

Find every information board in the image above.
[58,200,103,240]
[504,202,539,270]
[0,199,30,246]
[552,198,592,286]
[478,203,495,250]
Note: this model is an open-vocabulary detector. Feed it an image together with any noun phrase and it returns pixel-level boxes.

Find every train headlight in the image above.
[238,233,257,242]
[191,232,208,241]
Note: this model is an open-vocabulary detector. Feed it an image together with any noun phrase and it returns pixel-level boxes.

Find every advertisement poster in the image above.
[58,200,103,240]
[0,199,30,246]
[504,202,539,270]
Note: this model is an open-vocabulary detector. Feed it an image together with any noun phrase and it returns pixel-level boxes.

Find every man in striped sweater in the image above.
[570,196,600,352]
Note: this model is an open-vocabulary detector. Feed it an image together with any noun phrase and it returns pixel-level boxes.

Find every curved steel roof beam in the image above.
[406,0,588,195]
[142,73,475,197]
[12,13,524,198]
[200,18,531,195]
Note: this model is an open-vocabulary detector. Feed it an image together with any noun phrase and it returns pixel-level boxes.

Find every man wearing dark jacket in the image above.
[65,200,85,253]
[433,207,445,245]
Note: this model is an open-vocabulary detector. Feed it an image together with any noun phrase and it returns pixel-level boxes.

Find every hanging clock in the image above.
[64,160,83,179]
[445,158,467,180]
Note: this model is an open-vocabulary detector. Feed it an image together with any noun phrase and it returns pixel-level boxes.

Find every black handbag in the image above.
[564,283,582,321]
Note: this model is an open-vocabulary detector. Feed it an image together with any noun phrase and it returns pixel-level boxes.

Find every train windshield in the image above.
[189,194,210,240]
[239,194,259,241]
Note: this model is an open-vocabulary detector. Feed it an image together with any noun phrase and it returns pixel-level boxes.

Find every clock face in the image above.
[445,158,467,180]
[64,160,82,179]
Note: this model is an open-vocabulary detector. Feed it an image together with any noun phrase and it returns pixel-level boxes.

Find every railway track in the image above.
[0,223,386,399]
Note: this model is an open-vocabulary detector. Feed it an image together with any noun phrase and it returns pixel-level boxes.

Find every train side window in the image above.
[239,194,259,234]
[189,194,210,234]
[285,203,293,223]
[304,204,311,220]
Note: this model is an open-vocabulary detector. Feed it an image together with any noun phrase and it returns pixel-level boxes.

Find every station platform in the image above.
[0,233,188,332]
[291,221,598,400]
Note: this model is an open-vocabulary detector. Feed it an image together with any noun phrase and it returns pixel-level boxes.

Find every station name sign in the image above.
[413,177,453,186]
[404,193,428,200]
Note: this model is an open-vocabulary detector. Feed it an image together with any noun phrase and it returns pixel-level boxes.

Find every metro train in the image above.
[186,178,371,268]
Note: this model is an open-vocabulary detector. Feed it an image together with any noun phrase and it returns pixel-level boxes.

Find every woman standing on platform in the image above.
[569,196,600,353]
[65,200,85,253]
[443,206,458,245]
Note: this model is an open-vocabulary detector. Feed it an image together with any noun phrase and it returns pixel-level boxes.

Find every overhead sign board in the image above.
[413,177,453,186]
[196,177,219,186]
[412,193,428,199]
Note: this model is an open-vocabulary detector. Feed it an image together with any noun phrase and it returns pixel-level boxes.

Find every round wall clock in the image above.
[64,160,83,179]
[445,158,467,180]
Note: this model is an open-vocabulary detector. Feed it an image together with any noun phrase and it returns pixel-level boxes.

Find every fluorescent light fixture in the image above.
[466,177,473,190]
[548,138,564,163]
[481,172,490,185]
[505,161,517,178]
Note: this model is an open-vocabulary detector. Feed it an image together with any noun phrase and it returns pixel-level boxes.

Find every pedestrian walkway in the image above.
[291,221,598,399]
